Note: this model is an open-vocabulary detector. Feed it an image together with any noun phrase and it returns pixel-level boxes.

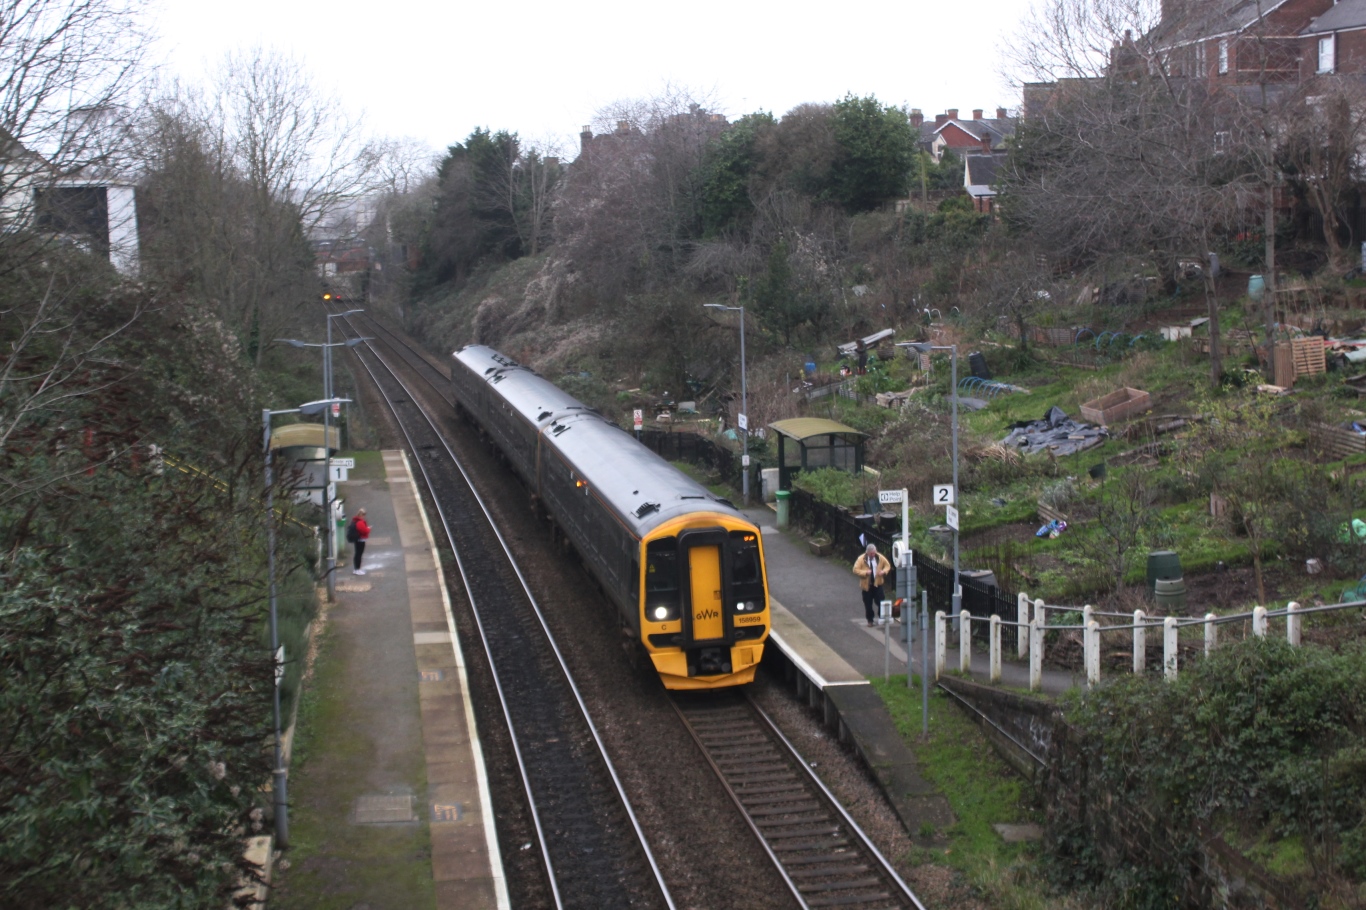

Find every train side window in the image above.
[645,538,680,620]
[729,531,763,586]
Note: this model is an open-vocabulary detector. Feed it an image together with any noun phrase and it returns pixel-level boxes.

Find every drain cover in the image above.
[353,794,415,825]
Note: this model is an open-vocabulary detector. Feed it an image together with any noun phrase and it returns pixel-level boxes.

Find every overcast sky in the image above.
[153,0,1026,158]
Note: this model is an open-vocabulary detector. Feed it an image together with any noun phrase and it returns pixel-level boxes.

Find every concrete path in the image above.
[744,505,1084,696]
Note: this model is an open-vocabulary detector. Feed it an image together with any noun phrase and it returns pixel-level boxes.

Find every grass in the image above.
[870,676,1038,873]
[870,676,1095,908]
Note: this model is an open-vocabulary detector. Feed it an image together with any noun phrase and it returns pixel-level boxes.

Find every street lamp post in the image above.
[262,397,349,850]
[280,327,368,602]
[704,303,749,505]
[899,342,960,618]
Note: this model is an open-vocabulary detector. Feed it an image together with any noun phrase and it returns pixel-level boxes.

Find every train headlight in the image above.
[744,600,757,612]
[653,606,670,621]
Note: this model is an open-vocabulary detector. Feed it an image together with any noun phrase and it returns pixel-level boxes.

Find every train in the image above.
[449,344,770,690]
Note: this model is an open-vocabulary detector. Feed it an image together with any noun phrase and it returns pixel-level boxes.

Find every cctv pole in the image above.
[262,409,290,848]
[740,305,748,506]
[951,344,960,621]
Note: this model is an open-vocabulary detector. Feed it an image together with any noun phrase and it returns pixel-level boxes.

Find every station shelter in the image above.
[768,418,867,491]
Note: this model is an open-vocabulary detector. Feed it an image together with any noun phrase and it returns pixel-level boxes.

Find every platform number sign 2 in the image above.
[933,484,955,506]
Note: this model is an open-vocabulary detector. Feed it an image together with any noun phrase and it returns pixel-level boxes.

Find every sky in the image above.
[152,0,1027,159]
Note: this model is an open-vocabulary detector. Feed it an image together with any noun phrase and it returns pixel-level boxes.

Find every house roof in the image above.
[1303,0,1366,34]
[965,153,1007,198]
[1152,0,1297,47]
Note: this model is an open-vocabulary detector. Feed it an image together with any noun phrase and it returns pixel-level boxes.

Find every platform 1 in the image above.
[273,451,507,909]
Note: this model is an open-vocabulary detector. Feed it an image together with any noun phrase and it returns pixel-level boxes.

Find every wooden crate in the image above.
[1273,343,1295,388]
[1313,423,1366,459]
[1080,387,1151,426]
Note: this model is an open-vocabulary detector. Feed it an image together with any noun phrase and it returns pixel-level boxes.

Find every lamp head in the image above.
[344,337,370,347]
[280,338,308,348]
[297,397,351,416]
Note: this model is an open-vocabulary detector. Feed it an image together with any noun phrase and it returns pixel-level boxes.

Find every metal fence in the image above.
[637,428,759,500]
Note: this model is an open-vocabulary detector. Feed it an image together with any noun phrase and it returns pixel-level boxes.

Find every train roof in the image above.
[548,412,743,537]
[454,345,586,425]
[454,344,746,537]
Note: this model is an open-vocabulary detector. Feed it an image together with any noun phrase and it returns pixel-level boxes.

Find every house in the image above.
[1148,0,1333,92]
[1300,0,1366,78]
[911,108,1016,162]
[964,152,1009,213]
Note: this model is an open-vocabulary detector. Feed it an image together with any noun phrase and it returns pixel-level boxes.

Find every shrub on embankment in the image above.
[1045,636,1366,908]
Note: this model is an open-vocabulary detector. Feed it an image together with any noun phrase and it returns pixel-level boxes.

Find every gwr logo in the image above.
[695,608,719,620]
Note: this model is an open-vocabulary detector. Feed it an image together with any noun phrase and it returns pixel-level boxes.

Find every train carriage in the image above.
[451,345,769,690]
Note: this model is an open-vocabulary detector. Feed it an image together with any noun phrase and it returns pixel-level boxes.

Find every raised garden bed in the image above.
[1080,386,1151,426]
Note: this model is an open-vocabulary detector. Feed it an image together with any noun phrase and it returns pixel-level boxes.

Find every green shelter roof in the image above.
[269,423,341,451]
[768,418,866,442]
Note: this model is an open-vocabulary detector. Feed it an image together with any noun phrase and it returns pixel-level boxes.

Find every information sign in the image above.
[945,504,959,530]
[878,489,905,504]
[738,413,749,431]
[332,457,355,469]
[633,409,643,430]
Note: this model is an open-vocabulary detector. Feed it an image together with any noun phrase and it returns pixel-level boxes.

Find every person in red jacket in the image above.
[347,508,371,575]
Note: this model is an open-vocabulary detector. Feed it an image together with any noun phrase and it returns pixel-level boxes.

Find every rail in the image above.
[671,691,927,910]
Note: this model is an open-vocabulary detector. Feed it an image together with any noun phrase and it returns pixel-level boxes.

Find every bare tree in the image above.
[0,0,149,267]
[1281,79,1366,272]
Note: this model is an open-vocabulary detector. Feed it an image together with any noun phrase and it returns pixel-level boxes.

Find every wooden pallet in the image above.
[1292,337,1326,377]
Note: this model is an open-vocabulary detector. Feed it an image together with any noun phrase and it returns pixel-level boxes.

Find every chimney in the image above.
[982,136,993,153]
[947,108,959,120]
[910,108,923,126]
[616,119,630,134]
[580,125,592,159]
[997,107,1008,119]
[973,108,984,119]
[935,113,948,126]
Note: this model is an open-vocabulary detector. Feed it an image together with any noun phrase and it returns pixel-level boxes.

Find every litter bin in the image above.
[1154,577,1187,610]
[775,489,791,528]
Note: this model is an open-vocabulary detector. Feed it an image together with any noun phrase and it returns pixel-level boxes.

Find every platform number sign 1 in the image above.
[933,484,955,506]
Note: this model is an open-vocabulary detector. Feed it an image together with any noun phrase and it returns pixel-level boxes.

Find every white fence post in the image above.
[1286,601,1301,646]
[1253,606,1268,637]
[1164,616,1179,681]
[1083,604,1094,629]
[1017,592,1030,658]
[1029,618,1044,692]
[935,611,946,680]
[1034,597,1046,626]
[990,615,1002,683]
[1084,620,1100,688]
[1204,613,1217,658]
[960,610,972,674]
[1133,609,1146,674]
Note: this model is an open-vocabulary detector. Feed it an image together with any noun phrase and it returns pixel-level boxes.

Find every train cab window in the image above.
[645,538,680,622]
[729,530,766,615]
[729,531,763,586]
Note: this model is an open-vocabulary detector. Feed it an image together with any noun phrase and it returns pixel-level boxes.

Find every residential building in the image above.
[912,108,1016,162]
[1300,0,1366,78]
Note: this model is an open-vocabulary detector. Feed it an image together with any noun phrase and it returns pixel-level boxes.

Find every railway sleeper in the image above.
[800,879,886,893]
[803,890,890,901]
[740,791,812,804]
[731,772,801,786]
[762,824,843,839]
[747,802,823,816]
[788,863,874,878]
[781,851,860,865]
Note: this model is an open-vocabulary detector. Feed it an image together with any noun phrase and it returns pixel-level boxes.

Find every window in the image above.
[1196,41,1207,74]
[1218,39,1229,74]
[1320,35,1336,74]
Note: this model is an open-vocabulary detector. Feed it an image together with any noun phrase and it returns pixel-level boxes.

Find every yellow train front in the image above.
[450,345,769,690]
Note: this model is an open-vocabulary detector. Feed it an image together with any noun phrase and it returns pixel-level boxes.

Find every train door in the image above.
[686,542,724,641]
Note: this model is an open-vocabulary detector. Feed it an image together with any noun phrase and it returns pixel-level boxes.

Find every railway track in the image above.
[337,314,675,910]
[673,692,928,910]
